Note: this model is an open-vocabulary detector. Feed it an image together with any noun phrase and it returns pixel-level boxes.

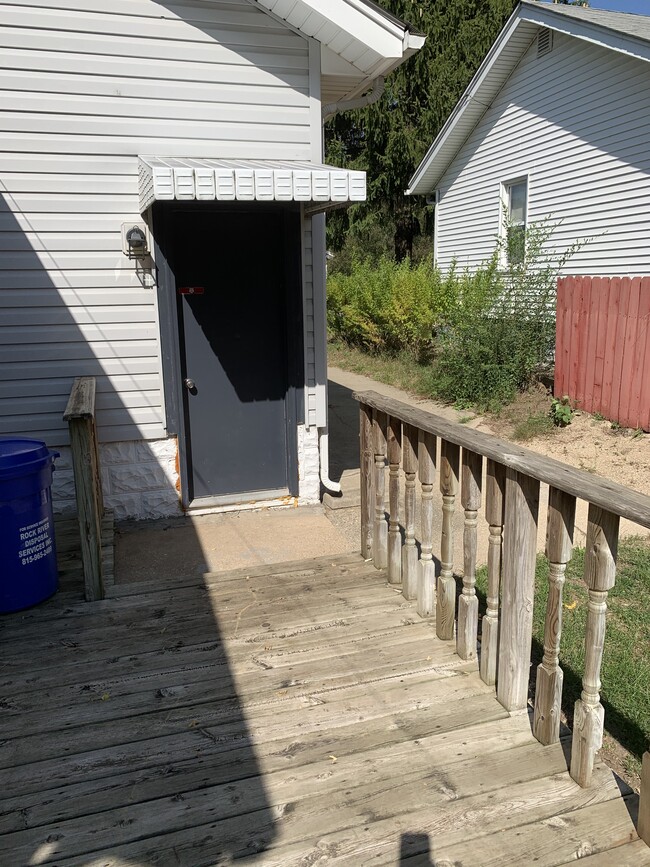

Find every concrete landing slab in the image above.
[115,505,356,585]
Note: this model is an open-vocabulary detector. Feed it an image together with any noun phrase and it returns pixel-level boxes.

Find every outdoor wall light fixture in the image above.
[121,222,150,260]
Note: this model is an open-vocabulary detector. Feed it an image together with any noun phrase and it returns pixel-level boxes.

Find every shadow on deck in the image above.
[0,548,646,866]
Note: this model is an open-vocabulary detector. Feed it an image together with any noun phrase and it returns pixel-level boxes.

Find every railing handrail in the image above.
[355,388,649,816]
[64,376,97,421]
[354,390,650,530]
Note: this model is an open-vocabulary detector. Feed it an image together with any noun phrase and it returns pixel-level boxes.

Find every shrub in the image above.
[431,221,582,410]
[327,256,458,361]
[327,220,582,411]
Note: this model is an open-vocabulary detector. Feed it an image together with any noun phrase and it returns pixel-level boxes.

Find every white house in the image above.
[408,2,650,276]
[0,0,423,519]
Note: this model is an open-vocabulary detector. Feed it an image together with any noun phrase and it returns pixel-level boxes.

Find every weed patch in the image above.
[512,412,555,442]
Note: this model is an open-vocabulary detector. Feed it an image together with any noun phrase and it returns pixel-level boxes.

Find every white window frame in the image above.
[500,175,529,266]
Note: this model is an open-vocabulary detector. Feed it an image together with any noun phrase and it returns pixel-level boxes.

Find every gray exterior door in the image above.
[164,207,301,503]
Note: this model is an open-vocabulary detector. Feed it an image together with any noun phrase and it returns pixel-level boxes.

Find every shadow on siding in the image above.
[0,196,277,864]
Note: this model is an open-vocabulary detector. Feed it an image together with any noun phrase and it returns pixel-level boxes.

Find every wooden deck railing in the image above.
[63,376,105,601]
[355,390,650,801]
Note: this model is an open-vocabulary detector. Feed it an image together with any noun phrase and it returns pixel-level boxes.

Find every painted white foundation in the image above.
[52,437,182,521]
[298,424,321,504]
[52,426,321,519]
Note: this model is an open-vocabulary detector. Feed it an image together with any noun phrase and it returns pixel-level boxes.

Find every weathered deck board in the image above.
[0,552,643,866]
[556,839,650,865]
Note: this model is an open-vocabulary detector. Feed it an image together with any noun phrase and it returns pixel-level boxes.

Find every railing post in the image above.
[497,469,540,711]
[387,417,402,585]
[533,487,576,745]
[480,460,505,686]
[359,403,374,560]
[401,424,419,600]
[640,752,650,846]
[372,410,388,570]
[436,439,459,640]
[417,430,436,617]
[570,506,619,787]
[64,376,104,602]
[457,449,482,660]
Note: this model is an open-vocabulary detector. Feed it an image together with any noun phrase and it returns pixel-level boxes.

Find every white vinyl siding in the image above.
[435,32,650,277]
[0,0,311,446]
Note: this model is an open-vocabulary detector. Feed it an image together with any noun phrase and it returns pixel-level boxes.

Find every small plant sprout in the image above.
[550,395,574,427]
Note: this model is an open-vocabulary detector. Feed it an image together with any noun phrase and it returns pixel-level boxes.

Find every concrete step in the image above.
[323,468,361,511]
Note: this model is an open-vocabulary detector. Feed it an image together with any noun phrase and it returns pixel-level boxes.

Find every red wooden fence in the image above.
[555,276,650,432]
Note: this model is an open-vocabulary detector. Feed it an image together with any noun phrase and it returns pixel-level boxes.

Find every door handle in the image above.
[184,378,196,391]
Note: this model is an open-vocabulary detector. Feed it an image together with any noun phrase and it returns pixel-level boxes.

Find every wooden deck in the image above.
[0,552,646,866]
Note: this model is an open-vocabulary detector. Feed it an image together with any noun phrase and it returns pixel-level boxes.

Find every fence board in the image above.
[631,279,650,429]
[600,276,619,421]
[568,276,581,405]
[641,284,650,433]
[556,276,650,431]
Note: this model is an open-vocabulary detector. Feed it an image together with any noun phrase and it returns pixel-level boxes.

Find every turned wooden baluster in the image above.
[372,410,388,570]
[457,449,482,660]
[401,423,419,600]
[570,506,619,787]
[497,469,540,711]
[640,752,650,846]
[417,430,437,617]
[359,403,374,560]
[533,488,576,745]
[480,460,505,686]
[387,417,402,585]
[436,440,460,640]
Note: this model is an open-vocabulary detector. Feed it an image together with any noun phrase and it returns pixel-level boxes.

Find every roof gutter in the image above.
[321,75,385,121]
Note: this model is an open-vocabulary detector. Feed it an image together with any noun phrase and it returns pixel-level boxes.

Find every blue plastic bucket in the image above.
[0,437,60,613]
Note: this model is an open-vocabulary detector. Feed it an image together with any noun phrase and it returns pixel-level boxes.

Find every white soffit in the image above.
[139,157,366,213]
[253,0,425,75]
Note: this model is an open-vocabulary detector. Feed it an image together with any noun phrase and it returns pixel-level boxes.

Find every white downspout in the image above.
[321,76,385,121]
[319,430,341,494]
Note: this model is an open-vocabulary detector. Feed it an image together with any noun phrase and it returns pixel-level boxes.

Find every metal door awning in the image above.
[138,158,366,214]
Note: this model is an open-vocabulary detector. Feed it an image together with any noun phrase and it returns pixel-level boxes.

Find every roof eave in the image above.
[408,0,650,196]
[252,0,423,77]
[519,0,650,66]
[407,6,525,195]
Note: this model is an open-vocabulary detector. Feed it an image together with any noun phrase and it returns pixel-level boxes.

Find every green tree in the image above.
[325,0,517,262]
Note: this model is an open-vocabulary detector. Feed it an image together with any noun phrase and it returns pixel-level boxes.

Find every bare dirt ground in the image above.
[478,385,650,506]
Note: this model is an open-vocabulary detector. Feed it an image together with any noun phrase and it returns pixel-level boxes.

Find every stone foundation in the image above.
[52,437,182,521]
[52,426,322,519]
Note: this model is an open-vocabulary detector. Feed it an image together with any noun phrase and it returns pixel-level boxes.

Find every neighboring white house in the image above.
[0,0,423,519]
[408,1,650,276]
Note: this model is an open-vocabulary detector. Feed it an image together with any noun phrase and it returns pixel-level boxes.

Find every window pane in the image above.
[509,182,527,224]
[507,224,526,264]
